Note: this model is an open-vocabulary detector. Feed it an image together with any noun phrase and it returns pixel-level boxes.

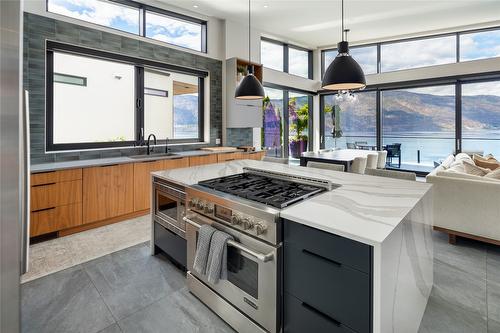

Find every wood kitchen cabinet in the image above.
[83,164,134,224]
[245,151,265,161]
[189,154,218,167]
[30,169,83,237]
[217,151,244,163]
[133,157,189,212]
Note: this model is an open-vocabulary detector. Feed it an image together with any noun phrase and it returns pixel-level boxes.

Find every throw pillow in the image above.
[463,160,490,176]
[441,155,455,169]
[455,153,473,163]
[473,157,499,171]
[485,168,500,180]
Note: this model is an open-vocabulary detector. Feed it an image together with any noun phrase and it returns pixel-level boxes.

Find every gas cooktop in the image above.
[197,172,330,209]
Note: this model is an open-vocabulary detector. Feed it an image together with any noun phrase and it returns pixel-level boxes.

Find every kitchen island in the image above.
[152,159,433,333]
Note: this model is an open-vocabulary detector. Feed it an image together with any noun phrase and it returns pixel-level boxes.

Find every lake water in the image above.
[325,130,500,166]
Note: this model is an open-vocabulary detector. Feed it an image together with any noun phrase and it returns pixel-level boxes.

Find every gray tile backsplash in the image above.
[24,13,222,164]
[226,128,254,147]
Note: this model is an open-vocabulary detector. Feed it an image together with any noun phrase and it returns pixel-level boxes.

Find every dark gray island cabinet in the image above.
[283,220,373,333]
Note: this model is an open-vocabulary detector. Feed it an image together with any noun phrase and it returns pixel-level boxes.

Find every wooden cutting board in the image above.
[200,147,240,152]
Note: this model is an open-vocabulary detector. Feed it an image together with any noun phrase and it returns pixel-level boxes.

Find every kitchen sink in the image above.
[129,152,180,160]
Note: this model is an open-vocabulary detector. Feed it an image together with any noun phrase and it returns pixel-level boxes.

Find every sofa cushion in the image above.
[455,153,473,162]
[474,157,500,170]
[463,160,490,176]
[447,163,466,173]
[485,168,500,180]
[435,170,488,181]
[441,154,455,169]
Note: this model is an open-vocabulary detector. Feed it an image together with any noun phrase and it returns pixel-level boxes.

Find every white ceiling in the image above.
[163,0,500,49]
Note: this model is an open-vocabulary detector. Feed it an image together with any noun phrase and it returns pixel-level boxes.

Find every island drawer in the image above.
[284,220,371,273]
[284,242,371,333]
[284,293,357,333]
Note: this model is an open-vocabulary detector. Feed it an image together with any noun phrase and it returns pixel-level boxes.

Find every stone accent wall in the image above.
[24,13,222,164]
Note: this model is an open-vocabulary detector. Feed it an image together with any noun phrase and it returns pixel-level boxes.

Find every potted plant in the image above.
[288,98,309,158]
[236,64,247,82]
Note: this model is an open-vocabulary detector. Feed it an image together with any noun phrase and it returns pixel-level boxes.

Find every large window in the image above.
[262,86,313,159]
[52,52,136,145]
[262,87,284,157]
[462,81,500,157]
[460,29,500,61]
[381,36,456,72]
[382,85,456,167]
[322,91,377,150]
[260,38,312,79]
[47,0,207,52]
[47,43,206,151]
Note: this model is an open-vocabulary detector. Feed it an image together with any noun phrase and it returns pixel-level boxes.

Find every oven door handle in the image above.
[183,216,274,263]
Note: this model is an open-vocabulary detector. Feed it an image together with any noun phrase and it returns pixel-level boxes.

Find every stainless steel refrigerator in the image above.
[1,0,25,331]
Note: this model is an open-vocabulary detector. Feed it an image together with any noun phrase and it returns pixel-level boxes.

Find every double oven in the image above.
[152,176,188,267]
[184,186,281,333]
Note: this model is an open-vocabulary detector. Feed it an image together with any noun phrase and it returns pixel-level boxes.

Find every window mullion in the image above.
[135,66,145,146]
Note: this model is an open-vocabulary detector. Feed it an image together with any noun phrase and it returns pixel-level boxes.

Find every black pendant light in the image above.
[235,0,265,100]
[322,0,366,91]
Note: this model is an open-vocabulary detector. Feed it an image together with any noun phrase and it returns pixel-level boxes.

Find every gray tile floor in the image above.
[22,232,500,333]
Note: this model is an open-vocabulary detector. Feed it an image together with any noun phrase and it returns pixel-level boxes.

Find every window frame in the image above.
[321,26,500,78]
[46,0,208,53]
[260,37,313,80]
[46,41,207,152]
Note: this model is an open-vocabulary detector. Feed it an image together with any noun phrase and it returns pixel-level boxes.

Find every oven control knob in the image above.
[196,200,204,210]
[204,204,214,214]
[231,214,242,225]
[255,222,268,235]
[242,218,254,230]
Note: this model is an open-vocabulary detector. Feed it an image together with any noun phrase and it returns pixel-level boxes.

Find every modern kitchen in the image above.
[2,0,500,333]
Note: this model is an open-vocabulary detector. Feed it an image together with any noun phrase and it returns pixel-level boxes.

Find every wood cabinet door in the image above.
[217,152,243,163]
[83,164,134,224]
[189,154,218,167]
[162,157,189,170]
[30,203,82,237]
[133,160,164,212]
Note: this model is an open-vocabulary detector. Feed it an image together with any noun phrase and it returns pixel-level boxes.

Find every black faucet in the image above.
[146,134,156,155]
[165,137,169,154]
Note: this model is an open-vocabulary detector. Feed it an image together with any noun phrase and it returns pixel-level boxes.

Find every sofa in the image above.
[426,153,500,245]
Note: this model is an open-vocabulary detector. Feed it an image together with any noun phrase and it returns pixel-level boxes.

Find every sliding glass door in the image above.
[263,87,313,159]
[461,80,500,157]
[381,85,456,168]
[322,91,377,150]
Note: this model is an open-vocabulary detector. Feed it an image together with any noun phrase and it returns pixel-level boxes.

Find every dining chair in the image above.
[307,161,345,172]
[262,156,289,164]
[385,143,402,167]
[350,157,367,174]
[377,151,388,169]
[364,168,416,181]
[366,154,378,170]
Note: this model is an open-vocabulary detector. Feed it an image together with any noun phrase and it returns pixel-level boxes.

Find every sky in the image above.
[48,0,202,51]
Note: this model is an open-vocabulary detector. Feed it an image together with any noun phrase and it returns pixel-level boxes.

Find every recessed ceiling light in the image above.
[193,4,199,8]
[263,4,268,8]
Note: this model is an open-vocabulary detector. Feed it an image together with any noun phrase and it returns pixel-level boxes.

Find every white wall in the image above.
[23,0,225,60]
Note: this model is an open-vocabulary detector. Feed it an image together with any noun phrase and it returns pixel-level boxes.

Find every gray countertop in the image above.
[30,149,261,173]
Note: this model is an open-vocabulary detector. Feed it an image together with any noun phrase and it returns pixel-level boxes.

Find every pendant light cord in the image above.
[248,0,251,63]
[341,0,344,41]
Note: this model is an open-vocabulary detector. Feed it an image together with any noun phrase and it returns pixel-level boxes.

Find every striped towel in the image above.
[193,224,217,276]
[207,230,234,284]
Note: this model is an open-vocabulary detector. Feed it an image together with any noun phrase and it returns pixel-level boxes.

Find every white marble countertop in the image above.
[152,160,432,246]
[30,148,260,173]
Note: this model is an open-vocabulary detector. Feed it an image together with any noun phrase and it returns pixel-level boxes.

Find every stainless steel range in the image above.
[184,167,337,333]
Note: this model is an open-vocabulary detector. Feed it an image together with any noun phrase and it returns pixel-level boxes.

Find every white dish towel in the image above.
[206,230,234,284]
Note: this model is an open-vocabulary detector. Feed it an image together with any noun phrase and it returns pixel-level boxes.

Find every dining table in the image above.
[300,149,378,172]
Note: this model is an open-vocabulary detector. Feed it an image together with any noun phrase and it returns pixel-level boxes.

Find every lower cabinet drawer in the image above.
[30,203,82,237]
[31,180,82,211]
[284,243,371,333]
[154,222,187,268]
[284,293,357,333]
